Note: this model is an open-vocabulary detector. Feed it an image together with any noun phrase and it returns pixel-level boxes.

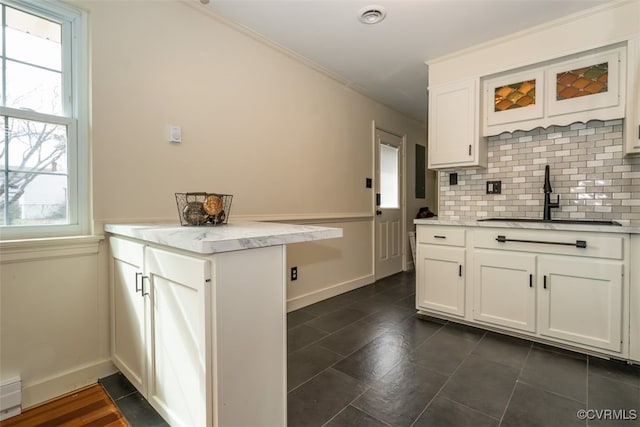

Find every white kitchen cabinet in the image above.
[415,222,634,360]
[545,48,623,118]
[145,246,211,427]
[483,68,544,129]
[538,256,623,352]
[625,37,640,156]
[483,45,626,137]
[428,78,486,169]
[110,237,147,394]
[473,251,536,333]
[110,238,212,426]
[109,236,287,426]
[416,226,466,316]
[631,235,640,363]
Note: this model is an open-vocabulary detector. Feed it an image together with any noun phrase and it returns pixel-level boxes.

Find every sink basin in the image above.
[477,218,622,226]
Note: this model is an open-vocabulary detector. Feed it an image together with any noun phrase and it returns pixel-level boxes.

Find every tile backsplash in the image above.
[438,119,640,224]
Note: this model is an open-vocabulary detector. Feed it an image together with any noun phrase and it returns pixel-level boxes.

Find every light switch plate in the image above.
[169,125,182,143]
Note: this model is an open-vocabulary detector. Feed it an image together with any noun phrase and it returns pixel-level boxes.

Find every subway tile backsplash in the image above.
[438,119,640,224]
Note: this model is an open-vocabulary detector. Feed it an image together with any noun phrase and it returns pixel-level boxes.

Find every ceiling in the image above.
[206,0,611,123]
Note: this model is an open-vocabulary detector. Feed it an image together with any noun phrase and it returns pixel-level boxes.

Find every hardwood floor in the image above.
[0,384,127,427]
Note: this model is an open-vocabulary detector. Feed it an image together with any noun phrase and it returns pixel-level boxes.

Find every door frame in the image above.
[371,121,407,280]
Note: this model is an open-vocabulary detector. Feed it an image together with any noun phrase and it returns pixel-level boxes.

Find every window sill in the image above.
[0,235,104,263]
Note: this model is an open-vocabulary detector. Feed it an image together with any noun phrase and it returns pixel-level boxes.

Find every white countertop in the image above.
[414,218,640,234]
[104,221,343,254]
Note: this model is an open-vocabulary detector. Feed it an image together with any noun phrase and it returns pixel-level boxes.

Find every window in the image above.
[0,0,88,239]
[379,143,399,209]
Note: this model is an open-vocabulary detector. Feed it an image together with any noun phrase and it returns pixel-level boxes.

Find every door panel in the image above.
[110,237,146,394]
[416,244,465,316]
[538,257,623,352]
[145,246,212,427]
[473,251,536,332]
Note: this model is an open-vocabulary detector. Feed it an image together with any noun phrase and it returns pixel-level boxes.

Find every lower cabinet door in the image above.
[416,244,465,316]
[538,256,623,352]
[110,237,147,395]
[144,246,212,427]
[473,251,536,332]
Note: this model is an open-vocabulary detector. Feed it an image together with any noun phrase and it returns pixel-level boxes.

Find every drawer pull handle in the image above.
[135,272,142,292]
[141,275,150,297]
[496,235,587,249]
[434,235,447,239]
[529,274,533,288]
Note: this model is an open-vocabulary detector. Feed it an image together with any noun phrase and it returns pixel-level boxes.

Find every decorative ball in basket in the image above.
[175,192,233,226]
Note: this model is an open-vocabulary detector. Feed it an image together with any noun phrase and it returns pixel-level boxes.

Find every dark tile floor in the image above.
[286,271,640,427]
[102,271,640,427]
[99,373,169,427]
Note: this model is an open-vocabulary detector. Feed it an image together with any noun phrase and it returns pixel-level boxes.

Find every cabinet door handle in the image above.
[529,274,533,288]
[468,144,472,156]
[459,265,462,277]
[543,275,547,289]
[141,275,149,297]
[135,272,142,293]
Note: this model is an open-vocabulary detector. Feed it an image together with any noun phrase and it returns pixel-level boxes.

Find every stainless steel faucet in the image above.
[543,164,560,221]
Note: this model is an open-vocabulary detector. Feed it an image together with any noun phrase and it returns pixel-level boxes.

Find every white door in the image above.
[374,129,404,280]
[538,256,623,352]
[416,244,465,317]
[145,246,212,427]
[473,251,536,332]
[110,237,147,395]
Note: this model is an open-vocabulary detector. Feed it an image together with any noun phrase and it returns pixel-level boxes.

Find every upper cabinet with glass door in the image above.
[547,49,622,117]
[484,69,544,128]
[483,46,626,136]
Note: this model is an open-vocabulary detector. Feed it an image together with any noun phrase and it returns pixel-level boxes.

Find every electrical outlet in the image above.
[486,180,502,194]
[291,267,298,281]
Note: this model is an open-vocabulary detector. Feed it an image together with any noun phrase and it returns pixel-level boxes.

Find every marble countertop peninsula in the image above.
[104,221,343,254]
[414,218,640,234]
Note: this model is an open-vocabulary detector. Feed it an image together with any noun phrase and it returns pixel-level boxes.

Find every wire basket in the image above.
[175,192,233,226]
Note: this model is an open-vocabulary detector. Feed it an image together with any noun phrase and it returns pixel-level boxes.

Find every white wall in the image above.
[1,0,433,409]
[86,0,432,304]
[0,237,112,408]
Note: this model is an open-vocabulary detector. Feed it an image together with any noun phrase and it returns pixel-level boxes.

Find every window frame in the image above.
[0,0,89,240]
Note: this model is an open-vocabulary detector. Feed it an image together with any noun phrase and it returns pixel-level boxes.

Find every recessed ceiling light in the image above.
[358,5,386,25]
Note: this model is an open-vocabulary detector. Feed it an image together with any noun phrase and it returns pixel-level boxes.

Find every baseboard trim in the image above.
[286,274,375,312]
[22,359,117,409]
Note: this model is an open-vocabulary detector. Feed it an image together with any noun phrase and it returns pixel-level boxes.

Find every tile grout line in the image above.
[497,341,535,426]
[287,281,416,394]
[408,328,491,427]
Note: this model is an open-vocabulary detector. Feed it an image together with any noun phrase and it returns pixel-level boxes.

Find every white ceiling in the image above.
[206,0,611,123]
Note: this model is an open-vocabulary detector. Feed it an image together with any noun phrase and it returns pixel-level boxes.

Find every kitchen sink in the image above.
[477,218,622,226]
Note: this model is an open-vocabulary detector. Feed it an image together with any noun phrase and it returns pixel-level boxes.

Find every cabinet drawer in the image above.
[417,226,466,247]
[110,236,144,266]
[474,228,623,260]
